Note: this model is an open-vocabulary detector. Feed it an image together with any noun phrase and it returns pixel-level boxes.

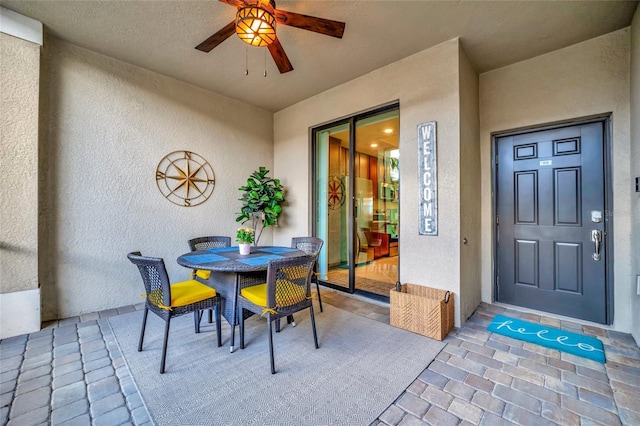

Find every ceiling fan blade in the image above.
[218,0,247,7]
[274,10,345,38]
[195,20,236,52]
[268,38,293,73]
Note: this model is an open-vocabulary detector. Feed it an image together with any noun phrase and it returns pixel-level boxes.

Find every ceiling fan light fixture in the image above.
[236,6,276,47]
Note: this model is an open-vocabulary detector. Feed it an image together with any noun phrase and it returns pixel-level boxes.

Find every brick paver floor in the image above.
[1,290,639,425]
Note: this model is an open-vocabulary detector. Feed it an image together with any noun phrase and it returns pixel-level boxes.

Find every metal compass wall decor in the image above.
[155,150,215,207]
[327,175,346,210]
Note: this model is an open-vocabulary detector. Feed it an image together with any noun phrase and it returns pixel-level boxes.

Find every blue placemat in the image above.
[186,253,228,265]
[258,247,297,254]
[206,246,238,253]
[237,254,282,266]
[487,315,605,363]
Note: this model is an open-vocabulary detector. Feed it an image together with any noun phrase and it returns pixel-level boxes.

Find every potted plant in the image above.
[236,166,285,246]
[236,227,255,255]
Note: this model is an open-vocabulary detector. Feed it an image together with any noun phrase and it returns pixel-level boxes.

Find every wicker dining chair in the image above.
[188,236,232,280]
[274,237,324,332]
[291,236,324,312]
[188,236,231,323]
[237,255,319,374]
[127,251,222,373]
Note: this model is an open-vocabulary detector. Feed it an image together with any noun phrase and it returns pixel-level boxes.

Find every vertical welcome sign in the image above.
[418,121,437,235]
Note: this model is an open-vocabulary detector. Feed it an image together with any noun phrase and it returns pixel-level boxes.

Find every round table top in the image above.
[177,245,307,272]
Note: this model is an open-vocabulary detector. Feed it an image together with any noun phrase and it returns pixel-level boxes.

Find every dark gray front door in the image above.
[495,121,608,323]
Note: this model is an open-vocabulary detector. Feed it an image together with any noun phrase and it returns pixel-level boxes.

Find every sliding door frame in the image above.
[311,101,399,297]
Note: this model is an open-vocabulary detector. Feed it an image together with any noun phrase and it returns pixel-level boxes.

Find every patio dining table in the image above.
[177,245,307,352]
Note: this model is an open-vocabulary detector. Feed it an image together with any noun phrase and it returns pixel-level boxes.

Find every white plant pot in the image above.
[239,243,251,255]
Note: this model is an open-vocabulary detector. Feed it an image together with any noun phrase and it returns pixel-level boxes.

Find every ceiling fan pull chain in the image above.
[245,45,249,76]
[264,48,267,77]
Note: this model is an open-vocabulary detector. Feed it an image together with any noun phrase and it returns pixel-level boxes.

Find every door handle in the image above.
[591,229,602,261]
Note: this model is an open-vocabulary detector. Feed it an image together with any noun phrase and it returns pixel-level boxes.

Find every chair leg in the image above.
[239,308,245,350]
[215,301,222,348]
[230,280,238,353]
[316,281,323,313]
[309,305,319,349]
[268,319,275,374]
[138,307,149,352]
[208,309,213,324]
[160,318,171,374]
[275,315,295,332]
[194,311,201,334]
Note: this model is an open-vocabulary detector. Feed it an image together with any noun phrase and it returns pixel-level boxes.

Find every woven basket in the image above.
[390,283,454,341]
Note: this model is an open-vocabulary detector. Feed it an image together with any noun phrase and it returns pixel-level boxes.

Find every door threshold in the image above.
[323,287,390,308]
[491,302,615,330]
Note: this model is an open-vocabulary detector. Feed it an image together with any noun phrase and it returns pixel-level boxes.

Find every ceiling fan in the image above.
[195,0,346,74]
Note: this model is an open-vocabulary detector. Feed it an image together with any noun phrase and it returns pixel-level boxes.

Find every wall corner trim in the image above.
[0,7,43,45]
[0,289,41,339]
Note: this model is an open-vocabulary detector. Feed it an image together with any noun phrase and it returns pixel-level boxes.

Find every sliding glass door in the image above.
[312,104,399,299]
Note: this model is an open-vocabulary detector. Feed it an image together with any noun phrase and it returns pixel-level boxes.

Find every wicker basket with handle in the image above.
[390,283,454,341]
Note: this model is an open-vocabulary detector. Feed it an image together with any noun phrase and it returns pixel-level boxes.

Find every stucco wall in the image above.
[458,44,481,323]
[479,29,632,331]
[630,9,639,344]
[1,33,39,295]
[0,32,41,338]
[274,39,468,326]
[39,38,273,320]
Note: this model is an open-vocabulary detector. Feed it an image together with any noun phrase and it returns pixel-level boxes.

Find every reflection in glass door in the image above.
[312,105,399,299]
[314,121,352,292]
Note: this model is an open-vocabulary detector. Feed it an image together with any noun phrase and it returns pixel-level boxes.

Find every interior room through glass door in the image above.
[314,121,353,293]
[313,106,399,299]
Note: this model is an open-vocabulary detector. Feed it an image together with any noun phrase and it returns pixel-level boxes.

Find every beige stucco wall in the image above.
[480,29,632,331]
[275,39,470,326]
[0,31,41,338]
[39,37,273,320]
[458,44,481,323]
[1,33,40,295]
[630,9,639,344]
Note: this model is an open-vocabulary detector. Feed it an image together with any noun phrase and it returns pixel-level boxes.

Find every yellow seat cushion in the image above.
[195,270,211,280]
[240,280,306,308]
[169,279,216,307]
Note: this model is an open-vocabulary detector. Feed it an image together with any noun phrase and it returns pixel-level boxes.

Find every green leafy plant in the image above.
[236,227,255,244]
[389,157,399,172]
[389,157,399,181]
[236,166,285,245]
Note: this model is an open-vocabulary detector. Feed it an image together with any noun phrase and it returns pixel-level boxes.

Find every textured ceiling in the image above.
[1,0,638,112]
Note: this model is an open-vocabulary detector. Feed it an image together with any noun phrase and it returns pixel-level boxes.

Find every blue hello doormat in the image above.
[488,315,605,363]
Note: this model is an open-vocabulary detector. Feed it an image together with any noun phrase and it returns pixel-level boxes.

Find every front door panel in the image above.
[496,122,608,323]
